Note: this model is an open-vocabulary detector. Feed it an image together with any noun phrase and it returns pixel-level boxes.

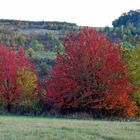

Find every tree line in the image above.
[0,28,140,118]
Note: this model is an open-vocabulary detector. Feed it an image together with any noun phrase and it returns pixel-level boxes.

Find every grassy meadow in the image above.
[0,115,140,140]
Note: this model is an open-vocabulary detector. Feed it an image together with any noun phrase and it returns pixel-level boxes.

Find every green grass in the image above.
[0,115,140,140]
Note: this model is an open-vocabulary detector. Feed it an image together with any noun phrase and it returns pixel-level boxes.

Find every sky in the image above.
[0,0,140,27]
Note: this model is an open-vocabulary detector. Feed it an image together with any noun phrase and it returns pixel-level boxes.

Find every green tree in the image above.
[29,40,44,52]
[47,33,64,53]
[27,48,35,57]
[125,44,140,115]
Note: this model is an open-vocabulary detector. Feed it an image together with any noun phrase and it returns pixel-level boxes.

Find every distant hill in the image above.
[0,19,81,50]
[0,19,79,31]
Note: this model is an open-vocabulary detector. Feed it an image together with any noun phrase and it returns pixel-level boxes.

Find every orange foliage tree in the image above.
[46,28,137,117]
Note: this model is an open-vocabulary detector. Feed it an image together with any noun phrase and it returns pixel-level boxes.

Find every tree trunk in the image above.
[7,104,11,112]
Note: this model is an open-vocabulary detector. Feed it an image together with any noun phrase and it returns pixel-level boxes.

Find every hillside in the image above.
[0,19,80,48]
[0,20,82,80]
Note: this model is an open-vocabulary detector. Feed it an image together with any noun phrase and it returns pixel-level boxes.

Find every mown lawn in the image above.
[0,115,140,140]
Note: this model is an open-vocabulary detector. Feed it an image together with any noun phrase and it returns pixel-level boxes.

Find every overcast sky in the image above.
[0,0,139,27]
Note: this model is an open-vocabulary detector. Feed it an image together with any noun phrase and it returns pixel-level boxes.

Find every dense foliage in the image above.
[0,10,140,118]
[46,28,137,117]
[122,45,140,116]
[0,45,38,111]
[112,10,140,27]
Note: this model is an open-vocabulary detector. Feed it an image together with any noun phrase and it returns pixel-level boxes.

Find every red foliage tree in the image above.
[46,28,137,117]
[0,45,36,111]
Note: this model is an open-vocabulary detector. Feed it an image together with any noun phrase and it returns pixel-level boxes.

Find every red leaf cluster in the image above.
[0,45,34,110]
[46,28,137,117]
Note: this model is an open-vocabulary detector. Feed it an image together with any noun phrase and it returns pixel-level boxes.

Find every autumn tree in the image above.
[16,68,38,107]
[0,45,38,111]
[124,44,140,116]
[46,28,137,117]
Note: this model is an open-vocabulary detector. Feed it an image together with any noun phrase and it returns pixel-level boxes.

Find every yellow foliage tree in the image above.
[16,68,38,107]
[125,44,140,115]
